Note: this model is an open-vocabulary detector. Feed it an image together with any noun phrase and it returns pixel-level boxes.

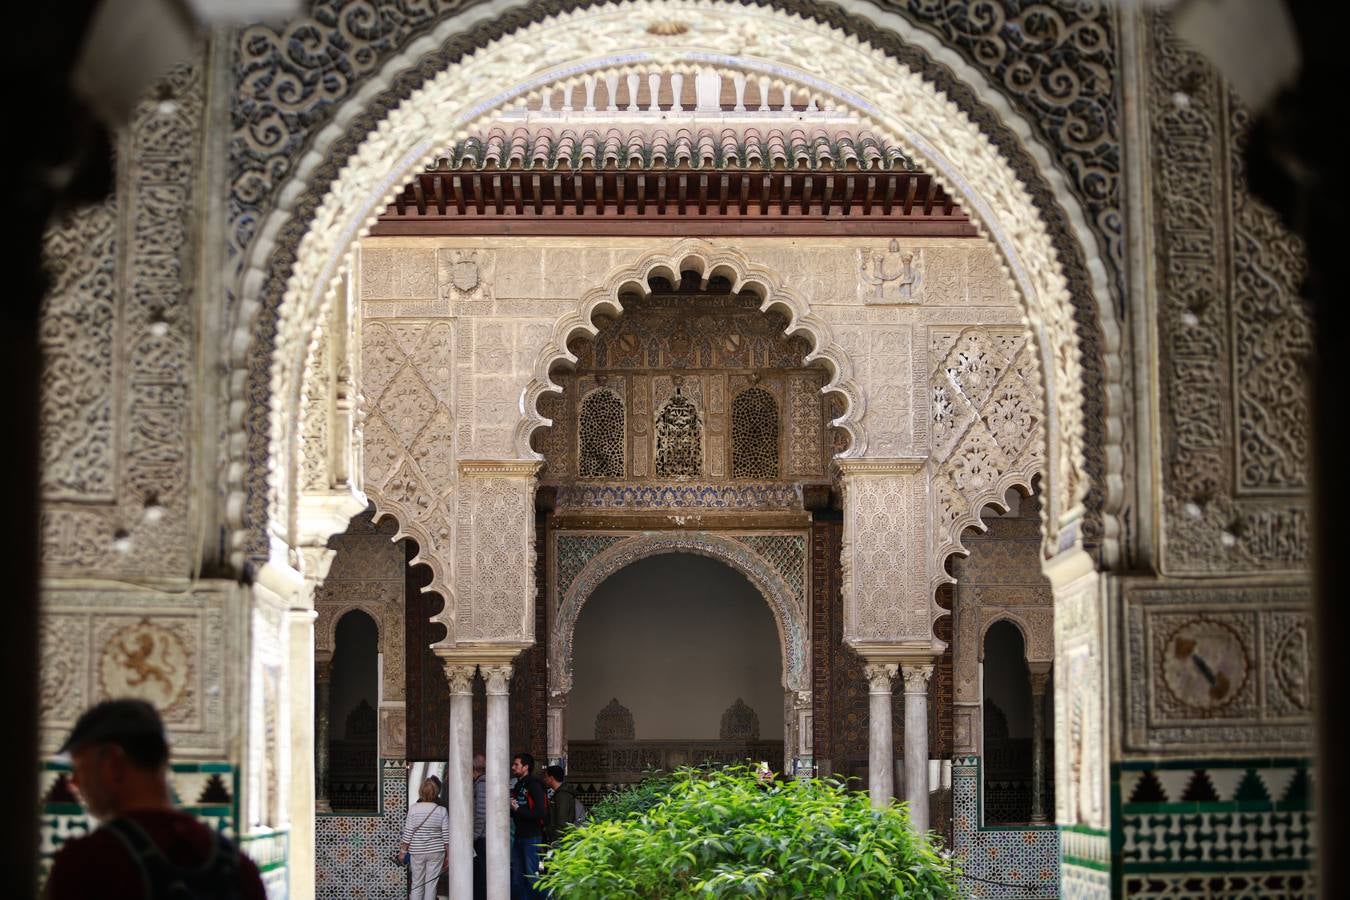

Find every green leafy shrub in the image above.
[538,766,959,898]
[586,770,683,823]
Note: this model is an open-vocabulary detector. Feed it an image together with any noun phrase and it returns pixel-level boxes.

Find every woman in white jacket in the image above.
[400,778,450,900]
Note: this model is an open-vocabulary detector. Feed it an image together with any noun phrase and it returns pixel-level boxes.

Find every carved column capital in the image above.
[315,653,333,683]
[864,663,898,693]
[901,664,934,694]
[443,663,477,695]
[1028,661,1052,696]
[483,664,513,695]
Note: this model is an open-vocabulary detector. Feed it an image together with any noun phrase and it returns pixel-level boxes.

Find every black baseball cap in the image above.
[58,699,169,766]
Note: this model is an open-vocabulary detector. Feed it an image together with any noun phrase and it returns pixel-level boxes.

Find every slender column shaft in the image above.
[484,665,513,900]
[864,664,897,809]
[546,695,566,767]
[286,609,318,900]
[314,656,332,813]
[902,665,933,833]
[1029,665,1051,824]
[445,665,476,899]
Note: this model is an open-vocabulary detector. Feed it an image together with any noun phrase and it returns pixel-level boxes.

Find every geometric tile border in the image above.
[1113,759,1316,897]
[39,759,248,889]
[953,756,1060,899]
[316,758,409,899]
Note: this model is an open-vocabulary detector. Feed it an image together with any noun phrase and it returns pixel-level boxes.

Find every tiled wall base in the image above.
[1061,828,1110,900]
[953,756,1060,898]
[38,760,259,889]
[241,830,289,900]
[1116,759,1315,899]
[316,759,409,899]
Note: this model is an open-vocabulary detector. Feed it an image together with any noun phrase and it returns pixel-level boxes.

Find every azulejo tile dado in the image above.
[1114,759,1315,899]
[952,756,1060,899]
[316,758,410,899]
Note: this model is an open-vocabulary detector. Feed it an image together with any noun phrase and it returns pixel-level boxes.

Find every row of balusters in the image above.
[523,69,839,116]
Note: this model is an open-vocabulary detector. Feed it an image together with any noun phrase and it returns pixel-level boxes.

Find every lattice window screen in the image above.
[578,389,626,478]
[731,387,780,478]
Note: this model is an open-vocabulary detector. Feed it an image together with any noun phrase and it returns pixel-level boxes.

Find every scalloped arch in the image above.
[513,240,865,459]
[239,0,1121,572]
[551,532,808,696]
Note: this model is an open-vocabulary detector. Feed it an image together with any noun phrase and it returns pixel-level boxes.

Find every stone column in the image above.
[445,664,476,899]
[286,607,318,900]
[484,664,512,900]
[314,653,333,813]
[1028,662,1052,824]
[547,692,567,766]
[864,663,897,808]
[902,664,933,833]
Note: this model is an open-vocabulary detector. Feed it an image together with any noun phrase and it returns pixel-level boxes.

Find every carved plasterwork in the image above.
[930,327,1046,589]
[357,316,456,608]
[232,0,1117,571]
[1052,563,1108,830]
[551,530,809,696]
[313,514,407,702]
[1148,14,1310,575]
[1122,582,1312,752]
[41,62,202,580]
[451,462,540,645]
[39,585,235,757]
[517,241,864,462]
[836,460,932,645]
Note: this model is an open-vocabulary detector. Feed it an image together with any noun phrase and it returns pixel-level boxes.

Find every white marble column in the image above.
[285,608,318,900]
[445,664,476,899]
[902,664,934,833]
[484,664,512,900]
[1028,663,1051,824]
[864,663,897,808]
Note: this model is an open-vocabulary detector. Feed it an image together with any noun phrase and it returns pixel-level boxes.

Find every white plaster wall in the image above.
[567,553,784,740]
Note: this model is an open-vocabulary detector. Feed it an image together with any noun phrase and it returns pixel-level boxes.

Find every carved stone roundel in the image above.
[98,619,191,712]
[1159,617,1251,713]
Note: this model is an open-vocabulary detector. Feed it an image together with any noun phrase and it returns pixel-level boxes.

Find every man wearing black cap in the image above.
[44,699,266,899]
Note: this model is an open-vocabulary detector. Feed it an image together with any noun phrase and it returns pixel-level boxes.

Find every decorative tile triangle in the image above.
[1257,768,1298,804]
[1179,769,1219,802]
[1126,770,1167,804]
[1154,769,1191,803]
[1232,770,1271,803]
[1204,767,1245,802]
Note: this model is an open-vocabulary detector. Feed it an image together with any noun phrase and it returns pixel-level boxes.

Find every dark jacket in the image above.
[545,784,578,843]
[510,775,548,839]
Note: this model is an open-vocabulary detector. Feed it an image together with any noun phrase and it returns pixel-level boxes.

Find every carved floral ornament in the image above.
[240,0,1117,575]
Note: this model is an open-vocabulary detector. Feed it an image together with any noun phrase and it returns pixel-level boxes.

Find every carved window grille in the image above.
[731,387,780,478]
[654,388,702,477]
[578,389,626,478]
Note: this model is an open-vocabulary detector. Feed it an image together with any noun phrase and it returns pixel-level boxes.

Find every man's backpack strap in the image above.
[103,817,243,899]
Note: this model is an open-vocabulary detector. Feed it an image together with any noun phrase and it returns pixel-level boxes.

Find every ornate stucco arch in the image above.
[551,531,808,698]
[514,240,866,459]
[237,0,1122,580]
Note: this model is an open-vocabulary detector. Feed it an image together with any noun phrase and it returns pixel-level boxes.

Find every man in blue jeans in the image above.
[508,751,548,898]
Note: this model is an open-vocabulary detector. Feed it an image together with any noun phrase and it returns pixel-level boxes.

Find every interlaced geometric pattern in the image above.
[654,389,702,477]
[578,389,625,478]
[731,387,780,478]
[555,534,625,602]
[739,534,806,611]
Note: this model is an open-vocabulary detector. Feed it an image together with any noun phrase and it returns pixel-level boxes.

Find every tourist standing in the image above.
[400,778,450,900]
[508,752,548,899]
[541,765,579,845]
[44,699,267,899]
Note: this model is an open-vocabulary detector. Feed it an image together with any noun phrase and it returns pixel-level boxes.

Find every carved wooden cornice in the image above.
[834,457,928,477]
[457,459,544,478]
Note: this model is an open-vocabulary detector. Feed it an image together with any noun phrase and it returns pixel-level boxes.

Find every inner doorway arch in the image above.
[551,530,811,770]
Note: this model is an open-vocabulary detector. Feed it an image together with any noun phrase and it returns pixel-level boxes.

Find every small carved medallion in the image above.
[98,618,190,712]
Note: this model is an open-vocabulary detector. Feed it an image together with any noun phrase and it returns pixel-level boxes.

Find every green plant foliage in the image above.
[586,770,683,824]
[537,766,960,899]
